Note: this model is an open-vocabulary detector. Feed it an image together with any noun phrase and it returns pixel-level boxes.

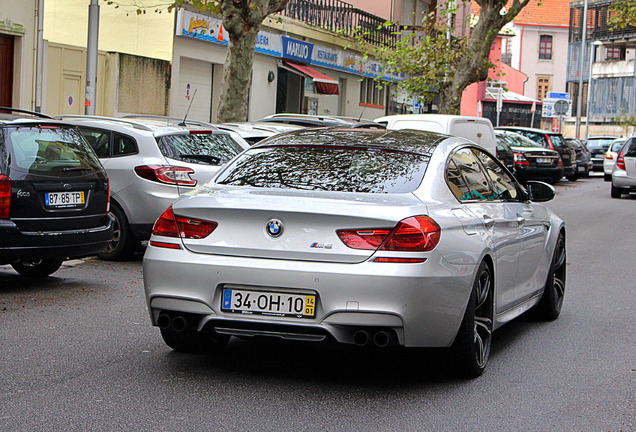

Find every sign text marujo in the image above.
[281,36,314,63]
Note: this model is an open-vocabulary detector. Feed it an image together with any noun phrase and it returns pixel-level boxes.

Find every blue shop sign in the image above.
[282,36,313,63]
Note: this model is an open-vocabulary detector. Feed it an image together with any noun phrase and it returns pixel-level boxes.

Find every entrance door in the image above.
[0,35,14,108]
[62,74,82,114]
[177,57,213,122]
[276,67,303,113]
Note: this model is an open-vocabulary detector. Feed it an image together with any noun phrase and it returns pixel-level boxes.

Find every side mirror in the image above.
[526,181,555,202]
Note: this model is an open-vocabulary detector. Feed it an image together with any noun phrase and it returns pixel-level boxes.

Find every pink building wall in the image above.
[461,36,527,116]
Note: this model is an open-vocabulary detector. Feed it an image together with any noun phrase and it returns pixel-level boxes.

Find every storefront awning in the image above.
[282,61,339,95]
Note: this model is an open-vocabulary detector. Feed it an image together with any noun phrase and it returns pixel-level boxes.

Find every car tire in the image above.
[11,258,64,278]
[452,261,493,378]
[610,184,625,199]
[566,174,579,181]
[97,204,140,261]
[604,174,611,181]
[535,232,566,320]
[160,324,230,354]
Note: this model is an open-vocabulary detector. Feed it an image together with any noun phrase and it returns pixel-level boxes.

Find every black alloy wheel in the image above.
[536,232,566,320]
[97,205,139,261]
[11,258,64,278]
[452,261,494,378]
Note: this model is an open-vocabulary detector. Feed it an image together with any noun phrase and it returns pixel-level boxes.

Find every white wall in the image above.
[512,25,569,98]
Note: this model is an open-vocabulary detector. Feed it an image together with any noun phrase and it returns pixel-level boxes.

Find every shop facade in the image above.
[170,9,397,123]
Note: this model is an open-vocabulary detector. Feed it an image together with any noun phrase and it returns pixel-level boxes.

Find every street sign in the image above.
[547,92,571,100]
[542,97,572,118]
[554,100,569,115]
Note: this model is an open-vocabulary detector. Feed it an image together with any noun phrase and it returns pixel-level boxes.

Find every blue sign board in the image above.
[548,92,570,100]
[281,36,314,63]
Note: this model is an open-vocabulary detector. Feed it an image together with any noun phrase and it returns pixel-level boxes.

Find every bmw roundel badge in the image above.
[266,219,284,237]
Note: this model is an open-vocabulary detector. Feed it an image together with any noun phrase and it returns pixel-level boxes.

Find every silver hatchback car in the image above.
[143,129,567,377]
[611,137,636,198]
[57,115,248,260]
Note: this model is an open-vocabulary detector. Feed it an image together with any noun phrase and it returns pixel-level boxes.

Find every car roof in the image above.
[0,108,72,127]
[56,114,227,136]
[251,127,451,155]
[586,136,618,139]
[496,126,560,135]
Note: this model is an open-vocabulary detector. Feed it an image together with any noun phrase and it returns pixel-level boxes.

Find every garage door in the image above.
[177,57,213,123]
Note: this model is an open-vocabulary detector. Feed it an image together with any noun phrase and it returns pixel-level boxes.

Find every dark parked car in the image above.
[495,133,515,174]
[565,137,592,179]
[256,114,385,129]
[496,131,563,183]
[496,126,577,181]
[0,108,112,277]
[585,136,618,172]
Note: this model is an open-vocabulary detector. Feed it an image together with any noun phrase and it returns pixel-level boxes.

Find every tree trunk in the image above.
[217,29,259,122]
[437,0,529,114]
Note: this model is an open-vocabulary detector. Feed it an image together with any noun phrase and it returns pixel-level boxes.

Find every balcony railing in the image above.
[280,0,399,47]
[569,0,636,43]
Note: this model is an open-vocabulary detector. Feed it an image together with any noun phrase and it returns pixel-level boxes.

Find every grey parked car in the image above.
[143,128,566,377]
[57,115,248,260]
[611,137,636,198]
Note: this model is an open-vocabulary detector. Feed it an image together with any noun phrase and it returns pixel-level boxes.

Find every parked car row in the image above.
[609,136,636,199]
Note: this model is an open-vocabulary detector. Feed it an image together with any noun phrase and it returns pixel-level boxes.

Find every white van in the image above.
[374,114,497,155]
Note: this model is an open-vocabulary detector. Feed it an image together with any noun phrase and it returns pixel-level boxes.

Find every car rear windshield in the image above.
[157,133,244,165]
[3,125,102,176]
[611,140,625,152]
[499,133,543,149]
[216,145,430,193]
[586,138,614,149]
[547,134,566,149]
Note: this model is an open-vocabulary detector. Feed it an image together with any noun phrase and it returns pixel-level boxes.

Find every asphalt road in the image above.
[1,176,634,431]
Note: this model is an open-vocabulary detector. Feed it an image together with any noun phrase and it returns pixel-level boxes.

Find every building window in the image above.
[606,47,626,61]
[537,76,551,101]
[502,38,512,66]
[359,77,385,107]
[539,35,553,60]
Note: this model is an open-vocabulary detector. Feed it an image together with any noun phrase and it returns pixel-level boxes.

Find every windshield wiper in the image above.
[179,154,221,165]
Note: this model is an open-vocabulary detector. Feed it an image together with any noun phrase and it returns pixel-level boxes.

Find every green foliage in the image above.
[608,0,636,30]
[616,113,636,136]
[354,6,472,108]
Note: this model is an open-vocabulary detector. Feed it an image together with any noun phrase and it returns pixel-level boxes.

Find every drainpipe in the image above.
[35,0,44,112]
[85,0,99,115]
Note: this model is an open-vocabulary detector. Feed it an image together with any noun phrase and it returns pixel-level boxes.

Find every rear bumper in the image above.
[612,170,636,190]
[515,165,563,182]
[0,216,113,263]
[143,243,476,348]
[591,157,605,171]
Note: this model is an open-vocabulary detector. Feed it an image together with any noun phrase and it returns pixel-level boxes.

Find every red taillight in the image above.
[337,216,441,253]
[336,228,391,250]
[189,130,212,134]
[557,160,563,166]
[0,175,10,219]
[152,206,217,241]
[134,165,197,187]
[380,216,441,252]
[616,152,626,170]
[513,152,529,165]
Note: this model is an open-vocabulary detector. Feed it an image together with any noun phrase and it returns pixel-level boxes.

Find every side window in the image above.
[518,131,547,148]
[446,159,470,201]
[473,149,519,201]
[79,128,111,158]
[450,148,495,201]
[624,139,636,157]
[113,133,138,156]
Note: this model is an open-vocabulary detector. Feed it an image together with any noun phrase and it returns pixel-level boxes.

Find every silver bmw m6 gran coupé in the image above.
[143,128,566,377]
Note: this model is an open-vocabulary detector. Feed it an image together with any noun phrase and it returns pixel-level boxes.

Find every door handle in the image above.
[482,215,495,230]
